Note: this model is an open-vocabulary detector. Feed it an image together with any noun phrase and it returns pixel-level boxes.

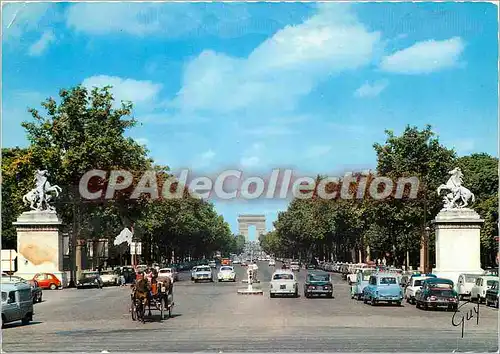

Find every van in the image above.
[1,281,34,327]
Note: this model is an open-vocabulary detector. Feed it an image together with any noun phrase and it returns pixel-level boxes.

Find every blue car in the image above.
[351,268,376,300]
[363,272,403,306]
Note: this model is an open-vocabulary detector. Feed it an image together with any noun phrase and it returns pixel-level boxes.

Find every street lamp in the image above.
[425,226,431,273]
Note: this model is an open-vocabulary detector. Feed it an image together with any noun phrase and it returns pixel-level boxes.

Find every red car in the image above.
[33,273,62,290]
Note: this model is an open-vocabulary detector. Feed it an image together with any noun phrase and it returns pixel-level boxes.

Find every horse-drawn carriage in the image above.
[131,277,174,323]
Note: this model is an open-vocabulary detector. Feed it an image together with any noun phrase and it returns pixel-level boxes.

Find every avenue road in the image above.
[2,262,498,352]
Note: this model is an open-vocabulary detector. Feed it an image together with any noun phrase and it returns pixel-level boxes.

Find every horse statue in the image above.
[437,167,475,209]
[22,170,62,211]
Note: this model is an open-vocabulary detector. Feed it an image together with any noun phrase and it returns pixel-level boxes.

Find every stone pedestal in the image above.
[13,211,66,286]
[432,208,484,286]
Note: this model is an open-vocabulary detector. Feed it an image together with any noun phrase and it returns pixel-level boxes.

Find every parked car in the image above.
[362,273,403,306]
[76,271,103,289]
[217,266,236,282]
[1,281,34,327]
[33,273,62,290]
[193,266,213,283]
[270,270,298,298]
[470,275,499,303]
[456,273,482,300]
[351,268,376,300]
[415,278,458,311]
[268,259,276,267]
[485,280,499,308]
[304,271,333,298]
[347,268,365,285]
[404,274,437,305]
[100,270,120,286]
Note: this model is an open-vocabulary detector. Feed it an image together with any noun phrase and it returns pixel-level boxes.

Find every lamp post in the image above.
[425,226,431,273]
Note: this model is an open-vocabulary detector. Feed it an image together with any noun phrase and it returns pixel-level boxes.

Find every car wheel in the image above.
[327,293,333,299]
[363,296,367,304]
[270,293,275,298]
[49,283,57,290]
[495,298,499,308]
[395,301,401,307]
[486,299,491,307]
[21,314,30,325]
[370,298,377,306]
[416,301,420,309]
[294,290,299,298]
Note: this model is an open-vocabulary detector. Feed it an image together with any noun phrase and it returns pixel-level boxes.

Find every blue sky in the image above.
[3,2,498,239]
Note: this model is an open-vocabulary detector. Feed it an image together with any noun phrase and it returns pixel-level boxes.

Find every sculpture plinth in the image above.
[13,211,66,285]
[431,208,484,285]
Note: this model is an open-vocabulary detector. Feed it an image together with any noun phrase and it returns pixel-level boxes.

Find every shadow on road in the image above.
[3,321,43,329]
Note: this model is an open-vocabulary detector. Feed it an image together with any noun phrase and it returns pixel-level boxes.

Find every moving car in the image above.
[232,259,241,265]
[290,261,300,272]
[363,273,403,306]
[1,281,34,327]
[404,274,436,305]
[304,271,333,298]
[191,266,199,281]
[100,270,120,286]
[269,270,298,298]
[415,278,458,311]
[33,273,62,290]
[76,271,103,289]
[217,266,236,282]
[485,280,499,308]
[1,275,42,303]
[470,275,499,303]
[268,259,276,267]
[351,268,376,300]
[456,273,481,300]
[193,266,213,283]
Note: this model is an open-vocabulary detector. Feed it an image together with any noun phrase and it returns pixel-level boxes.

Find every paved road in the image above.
[2,262,498,352]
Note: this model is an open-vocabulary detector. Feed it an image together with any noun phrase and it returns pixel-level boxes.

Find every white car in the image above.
[232,259,241,265]
[268,259,276,266]
[158,268,176,282]
[456,273,481,300]
[100,270,119,286]
[347,268,365,285]
[471,275,499,303]
[193,266,213,283]
[218,266,236,282]
[269,270,298,298]
[404,275,433,304]
[290,261,300,272]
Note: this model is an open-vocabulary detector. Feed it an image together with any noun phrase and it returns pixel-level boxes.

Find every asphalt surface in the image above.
[2,261,498,352]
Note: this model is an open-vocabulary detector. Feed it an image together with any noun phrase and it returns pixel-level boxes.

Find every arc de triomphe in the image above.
[238,214,266,242]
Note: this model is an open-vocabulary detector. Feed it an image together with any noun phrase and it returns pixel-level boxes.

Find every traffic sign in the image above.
[130,242,142,255]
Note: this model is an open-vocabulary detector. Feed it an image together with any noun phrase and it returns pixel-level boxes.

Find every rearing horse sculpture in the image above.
[437,167,475,209]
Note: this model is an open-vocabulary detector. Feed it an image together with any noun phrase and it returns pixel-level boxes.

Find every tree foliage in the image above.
[263,125,498,268]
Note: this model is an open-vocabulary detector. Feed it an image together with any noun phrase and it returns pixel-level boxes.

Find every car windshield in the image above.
[430,289,454,297]
[308,274,329,282]
[380,277,397,285]
[414,279,424,286]
[487,280,497,286]
[198,267,211,272]
[274,273,293,280]
[465,276,477,283]
[160,269,171,273]
[220,267,233,271]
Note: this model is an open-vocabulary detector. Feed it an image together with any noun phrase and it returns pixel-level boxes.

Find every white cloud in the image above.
[28,30,56,56]
[65,3,305,38]
[380,37,465,74]
[192,149,216,169]
[240,156,260,167]
[172,4,381,115]
[82,75,162,108]
[354,80,388,98]
[2,3,52,41]
[201,149,216,161]
[305,145,332,158]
